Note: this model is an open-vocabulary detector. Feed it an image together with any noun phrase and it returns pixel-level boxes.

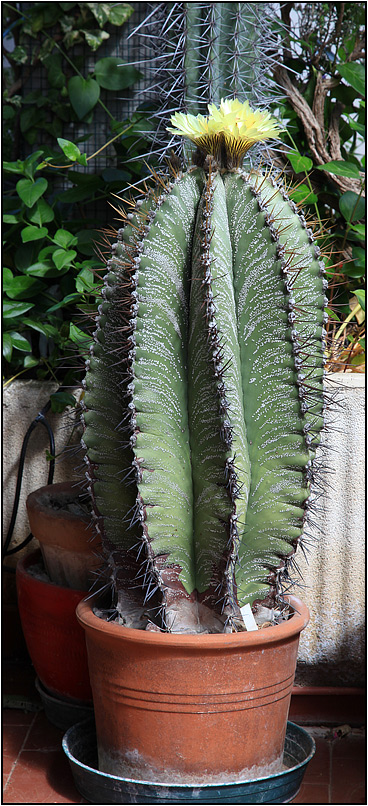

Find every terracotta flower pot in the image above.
[77,595,309,784]
[16,549,92,703]
[26,482,101,590]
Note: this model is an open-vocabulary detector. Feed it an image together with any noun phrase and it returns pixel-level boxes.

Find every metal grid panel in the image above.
[19,2,154,166]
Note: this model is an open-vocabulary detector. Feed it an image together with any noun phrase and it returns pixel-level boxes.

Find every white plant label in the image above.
[240,603,258,631]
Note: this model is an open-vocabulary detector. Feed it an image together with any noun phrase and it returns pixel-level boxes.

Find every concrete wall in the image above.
[296,373,365,687]
[3,380,85,659]
[3,380,84,555]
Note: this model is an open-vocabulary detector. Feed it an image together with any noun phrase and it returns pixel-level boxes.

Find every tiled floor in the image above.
[3,663,366,804]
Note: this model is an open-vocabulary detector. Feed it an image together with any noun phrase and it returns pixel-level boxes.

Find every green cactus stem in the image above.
[82,148,327,632]
[131,3,282,162]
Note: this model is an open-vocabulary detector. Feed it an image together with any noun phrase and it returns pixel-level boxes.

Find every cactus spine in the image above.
[133,2,281,162]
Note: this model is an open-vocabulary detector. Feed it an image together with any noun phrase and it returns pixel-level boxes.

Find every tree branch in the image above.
[328,101,344,161]
[273,64,363,195]
[346,38,365,62]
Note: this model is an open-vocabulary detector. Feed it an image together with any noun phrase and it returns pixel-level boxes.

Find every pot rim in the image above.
[76,594,309,648]
[26,481,91,524]
[16,549,88,598]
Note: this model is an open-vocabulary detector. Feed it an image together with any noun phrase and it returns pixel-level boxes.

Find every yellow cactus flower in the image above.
[168,98,282,167]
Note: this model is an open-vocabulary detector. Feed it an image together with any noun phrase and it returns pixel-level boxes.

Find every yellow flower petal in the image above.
[167,99,282,167]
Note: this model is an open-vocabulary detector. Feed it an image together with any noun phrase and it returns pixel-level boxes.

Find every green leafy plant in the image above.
[3,1,152,383]
[3,2,139,151]
[273,2,365,371]
[3,149,102,383]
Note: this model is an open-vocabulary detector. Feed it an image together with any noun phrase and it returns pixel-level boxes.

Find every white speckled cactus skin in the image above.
[82,160,327,633]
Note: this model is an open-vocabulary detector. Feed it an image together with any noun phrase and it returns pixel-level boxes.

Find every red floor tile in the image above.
[292,781,330,803]
[3,770,11,790]
[23,711,64,752]
[3,750,84,804]
[302,735,331,783]
[3,709,37,726]
[3,723,32,761]
[331,755,366,804]
[331,731,366,760]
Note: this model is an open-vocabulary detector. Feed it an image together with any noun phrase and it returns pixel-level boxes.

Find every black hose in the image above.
[2,398,57,561]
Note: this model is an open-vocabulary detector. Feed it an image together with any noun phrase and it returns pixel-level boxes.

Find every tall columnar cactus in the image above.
[131,2,282,162]
[82,100,327,633]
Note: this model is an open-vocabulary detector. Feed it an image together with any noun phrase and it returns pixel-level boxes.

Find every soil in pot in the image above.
[77,595,309,784]
[26,482,101,590]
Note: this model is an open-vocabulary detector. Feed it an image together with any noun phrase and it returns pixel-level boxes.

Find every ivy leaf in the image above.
[3,300,34,318]
[349,223,365,239]
[50,391,77,413]
[23,151,45,180]
[106,4,134,25]
[53,229,78,248]
[47,293,81,312]
[10,45,28,65]
[22,318,59,337]
[23,355,39,369]
[3,214,20,224]
[343,250,365,278]
[69,323,90,345]
[81,29,110,51]
[57,137,82,161]
[24,261,56,277]
[85,3,110,27]
[6,331,32,352]
[21,225,48,243]
[75,266,96,292]
[3,159,25,175]
[354,289,365,311]
[68,76,100,120]
[3,275,45,300]
[28,198,55,225]
[351,246,365,270]
[339,191,365,223]
[325,308,340,323]
[287,149,313,173]
[46,54,65,89]
[94,57,142,90]
[16,177,48,207]
[75,228,100,255]
[346,119,365,136]
[3,333,13,362]
[316,160,361,178]
[20,107,40,134]
[337,62,365,96]
[77,152,88,166]
[52,248,77,269]
[289,184,318,205]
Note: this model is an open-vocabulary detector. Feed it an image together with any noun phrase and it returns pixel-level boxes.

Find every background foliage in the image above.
[272,2,365,371]
[3,1,366,384]
[3,1,151,385]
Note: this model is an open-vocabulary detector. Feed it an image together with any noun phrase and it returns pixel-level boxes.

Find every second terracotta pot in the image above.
[77,595,309,784]
[17,550,92,703]
[26,482,101,590]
